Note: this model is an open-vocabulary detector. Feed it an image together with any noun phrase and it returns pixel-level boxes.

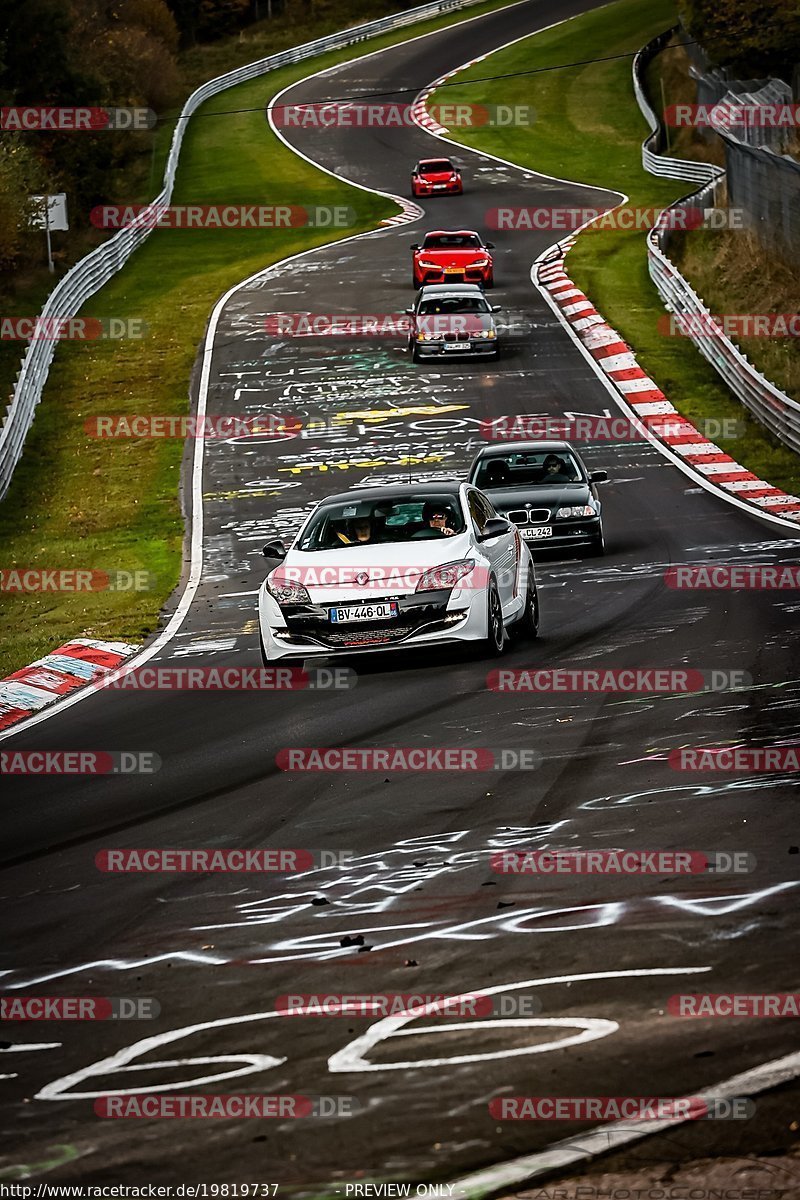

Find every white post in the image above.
[45,199,54,273]
[660,77,672,153]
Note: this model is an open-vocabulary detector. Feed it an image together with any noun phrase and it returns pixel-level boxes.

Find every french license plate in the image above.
[443,342,470,351]
[433,184,447,189]
[330,602,399,623]
[521,526,553,540]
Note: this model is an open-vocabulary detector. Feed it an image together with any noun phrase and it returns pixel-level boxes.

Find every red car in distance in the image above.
[411,230,495,290]
[411,158,463,197]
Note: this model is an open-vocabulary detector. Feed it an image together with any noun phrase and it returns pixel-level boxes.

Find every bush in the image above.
[678,0,800,80]
[0,138,47,276]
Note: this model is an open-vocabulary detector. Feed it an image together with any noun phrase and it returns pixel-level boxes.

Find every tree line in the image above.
[0,0,284,273]
[678,0,800,80]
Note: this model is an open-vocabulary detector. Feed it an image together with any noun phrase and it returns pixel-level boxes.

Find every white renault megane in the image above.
[258,482,539,663]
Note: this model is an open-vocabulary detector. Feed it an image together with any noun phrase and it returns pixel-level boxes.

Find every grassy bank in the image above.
[0,0,517,678]
[428,0,800,493]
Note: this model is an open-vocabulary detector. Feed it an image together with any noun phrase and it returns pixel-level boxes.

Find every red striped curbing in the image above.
[380,196,424,227]
[536,246,800,524]
[411,54,490,136]
[0,638,139,732]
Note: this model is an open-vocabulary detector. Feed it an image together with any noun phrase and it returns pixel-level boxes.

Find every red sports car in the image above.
[411,230,495,289]
[411,158,463,197]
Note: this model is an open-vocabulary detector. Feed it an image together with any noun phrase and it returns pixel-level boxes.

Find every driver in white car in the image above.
[335,516,375,545]
[423,502,455,536]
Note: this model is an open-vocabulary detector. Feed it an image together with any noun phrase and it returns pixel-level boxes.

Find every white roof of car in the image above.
[418,283,485,295]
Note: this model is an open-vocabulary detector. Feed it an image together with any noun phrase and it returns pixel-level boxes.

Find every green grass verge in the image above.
[0,0,519,679]
[429,0,800,494]
[669,226,800,402]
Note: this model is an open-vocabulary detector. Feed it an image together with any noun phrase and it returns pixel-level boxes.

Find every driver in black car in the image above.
[423,501,455,536]
[541,453,574,483]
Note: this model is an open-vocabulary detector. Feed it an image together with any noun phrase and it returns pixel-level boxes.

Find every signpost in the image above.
[29,193,69,272]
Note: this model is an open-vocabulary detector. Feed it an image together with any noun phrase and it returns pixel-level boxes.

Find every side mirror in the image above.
[478,517,510,541]
[485,241,495,249]
[410,243,420,251]
[589,470,609,484]
[262,539,287,559]
[404,307,414,315]
[491,304,502,312]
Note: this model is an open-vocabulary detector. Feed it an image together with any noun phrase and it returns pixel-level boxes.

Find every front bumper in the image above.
[259,584,489,660]
[413,338,499,359]
[514,516,602,549]
[414,266,490,286]
[413,181,462,195]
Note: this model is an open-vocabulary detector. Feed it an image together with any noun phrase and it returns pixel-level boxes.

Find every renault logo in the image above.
[355,571,370,586]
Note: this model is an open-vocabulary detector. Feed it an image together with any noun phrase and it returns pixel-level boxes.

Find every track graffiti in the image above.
[34,969,708,1100]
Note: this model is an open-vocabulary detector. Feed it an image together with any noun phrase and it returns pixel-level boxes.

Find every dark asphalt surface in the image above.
[2,0,799,1188]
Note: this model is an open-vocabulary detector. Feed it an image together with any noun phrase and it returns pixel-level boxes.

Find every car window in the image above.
[419,161,453,172]
[297,493,465,550]
[476,492,496,523]
[417,297,490,315]
[474,451,585,488]
[422,234,481,250]
[468,490,494,533]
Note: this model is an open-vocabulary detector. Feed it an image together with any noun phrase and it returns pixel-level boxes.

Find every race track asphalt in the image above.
[2,0,799,1187]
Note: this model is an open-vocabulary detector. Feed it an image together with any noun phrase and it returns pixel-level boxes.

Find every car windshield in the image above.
[419,161,454,173]
[474,451,585,488]
[422,234,481,250]
[297,493,466,550]
[417,296,490,315]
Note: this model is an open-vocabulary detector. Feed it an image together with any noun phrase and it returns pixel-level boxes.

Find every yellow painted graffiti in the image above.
[203,489,288,500]
[323,404,469,426]
[279,453,449,474]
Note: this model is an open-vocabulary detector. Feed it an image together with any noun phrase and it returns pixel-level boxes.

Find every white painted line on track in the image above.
[327,967,710,1073]
[32,966,709,1100]
[0,1043,62,1052]
[448,1048,800,1198]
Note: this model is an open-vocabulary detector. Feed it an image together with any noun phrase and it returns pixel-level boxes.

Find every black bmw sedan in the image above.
[467,440,608,554]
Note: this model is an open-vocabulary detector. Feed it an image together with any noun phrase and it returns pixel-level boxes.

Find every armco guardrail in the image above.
[632,28,723,186]
[648,199,800,455]
[633,32,800,457]
[0,0,484,502]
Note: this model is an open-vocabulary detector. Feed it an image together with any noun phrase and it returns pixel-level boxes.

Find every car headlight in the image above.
[450,173,460,181]
[555,505,596,519]
[267,575,310,604]
[473,257,490,267]
[480,329,496,339]
[416,558,476,592]
[418,259,439,268]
